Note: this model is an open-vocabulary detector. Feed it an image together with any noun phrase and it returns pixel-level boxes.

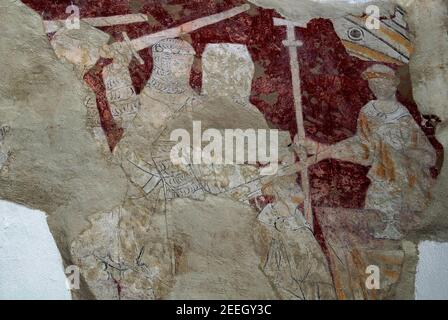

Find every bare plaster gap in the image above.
[0,200,71,300]
[416,241,448,300]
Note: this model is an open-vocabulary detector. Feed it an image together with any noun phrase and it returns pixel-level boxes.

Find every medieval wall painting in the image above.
[1,0,445,300]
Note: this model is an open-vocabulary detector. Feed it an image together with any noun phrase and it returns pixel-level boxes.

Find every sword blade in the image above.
[130,4,250,52]
[44,13,149,33]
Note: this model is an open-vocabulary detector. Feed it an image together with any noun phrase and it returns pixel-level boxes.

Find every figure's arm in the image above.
[300,111,373,167]
[403,117,437,167]
[304,136,370,165]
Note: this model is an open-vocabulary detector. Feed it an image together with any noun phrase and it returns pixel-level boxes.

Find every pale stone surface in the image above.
[202,44,255,102]
[0,0,128,298]
[166,196,277,299]
[71,203,168,299]
[404,0,448,122]
[401,0,448,244]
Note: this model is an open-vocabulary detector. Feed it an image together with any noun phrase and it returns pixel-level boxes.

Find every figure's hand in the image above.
[293,135,330,157]
[281,135,333,173]
[304,137,321,155]
[100,42,134,65]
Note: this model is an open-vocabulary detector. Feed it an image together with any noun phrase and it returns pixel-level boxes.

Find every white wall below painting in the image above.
[0,200,71,300]
[415,241,448,300]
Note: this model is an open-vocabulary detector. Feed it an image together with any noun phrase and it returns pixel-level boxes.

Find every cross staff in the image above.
[274,17,314,231]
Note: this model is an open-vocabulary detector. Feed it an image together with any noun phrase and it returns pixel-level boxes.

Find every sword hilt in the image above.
[122,32,144,65]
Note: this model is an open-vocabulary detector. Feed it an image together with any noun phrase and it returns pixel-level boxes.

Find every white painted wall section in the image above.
[0,200,71,300]
[415,241,448,300]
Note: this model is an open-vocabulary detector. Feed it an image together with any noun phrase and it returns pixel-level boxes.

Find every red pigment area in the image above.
[83,58,124,150]
[22,0,442,210]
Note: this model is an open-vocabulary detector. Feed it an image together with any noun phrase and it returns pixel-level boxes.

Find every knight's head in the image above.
[201,44,254,102]
[362,64,399,100]
[149,39,195,94]
[50,21,110,76]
